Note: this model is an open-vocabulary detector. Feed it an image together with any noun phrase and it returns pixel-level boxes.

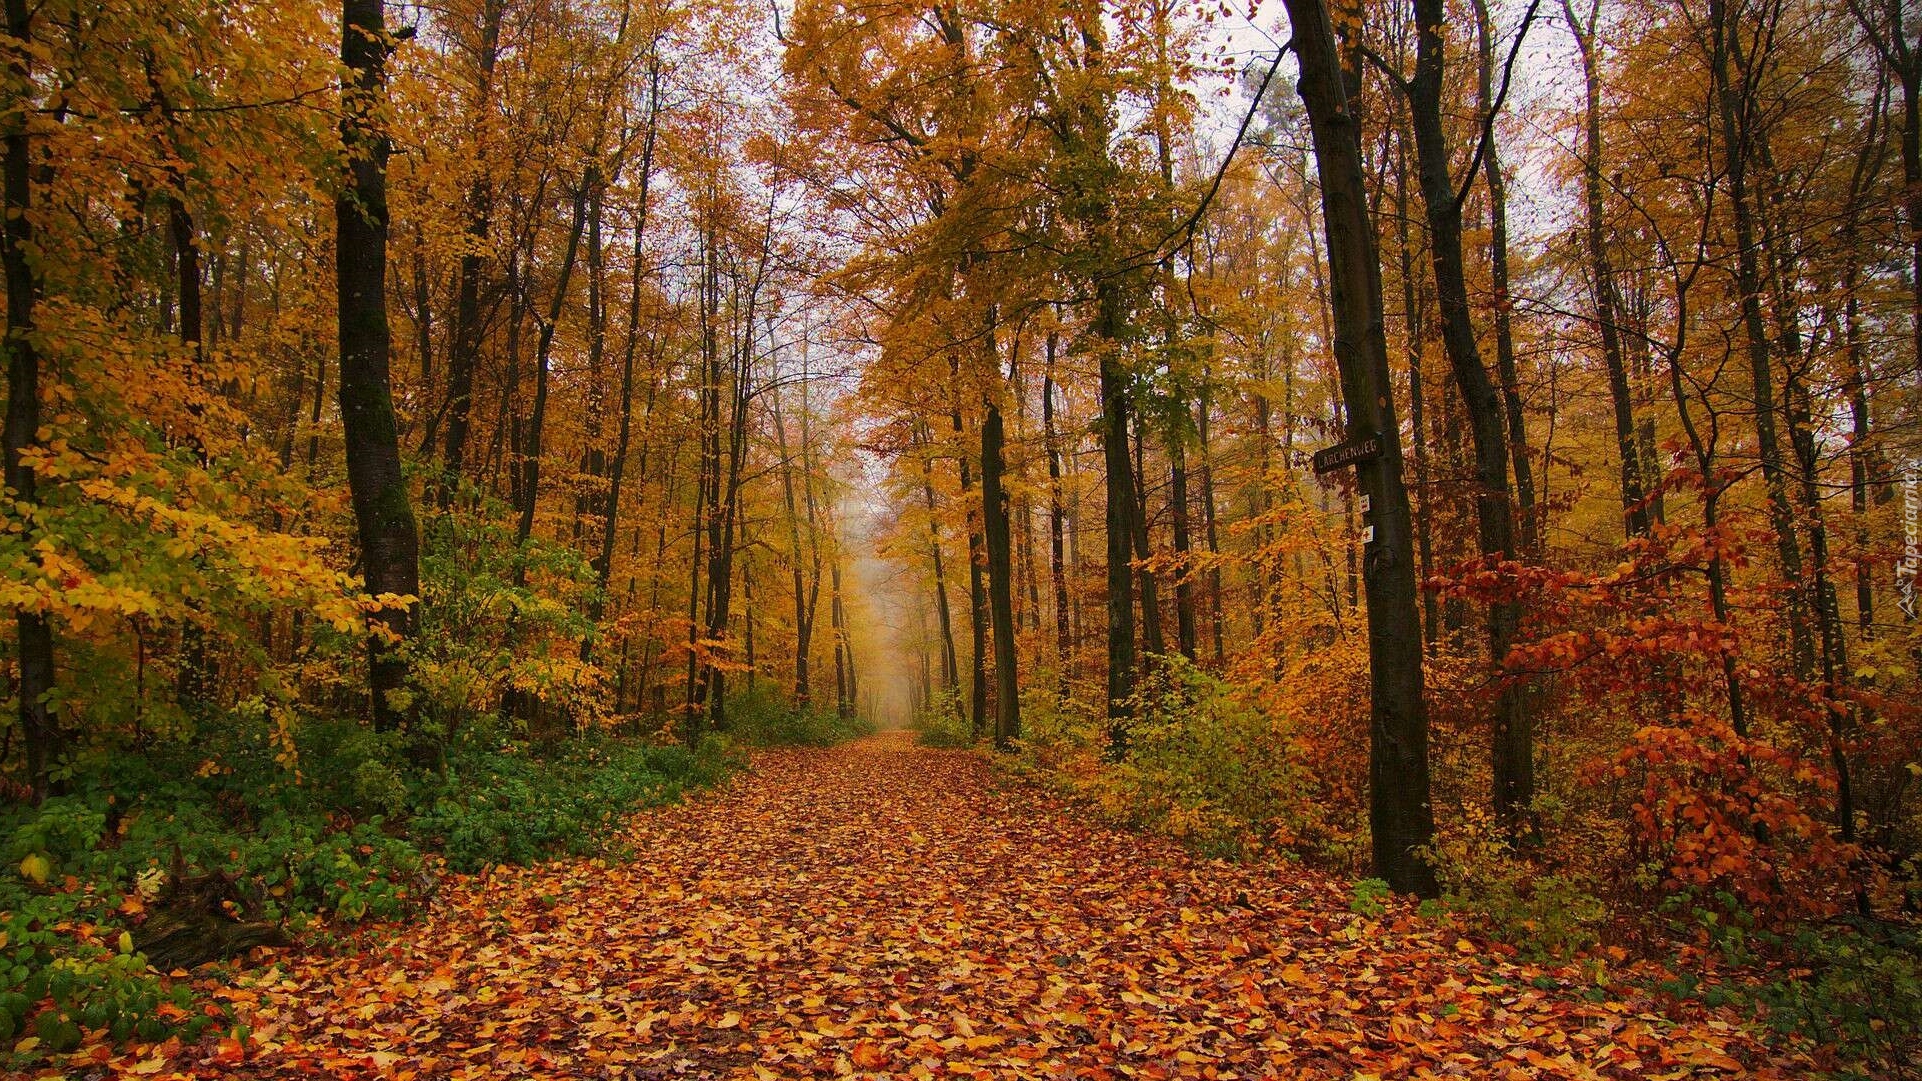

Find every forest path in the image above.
[165,731,1800,1079]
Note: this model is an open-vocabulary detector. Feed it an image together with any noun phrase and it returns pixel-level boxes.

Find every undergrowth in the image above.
[1,714,730,1059]
[1010,655,1327,860]
[911,687,975,748]
[722,680,877,748]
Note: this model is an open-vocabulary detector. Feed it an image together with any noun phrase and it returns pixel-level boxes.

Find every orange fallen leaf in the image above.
[850,1039,889,1070]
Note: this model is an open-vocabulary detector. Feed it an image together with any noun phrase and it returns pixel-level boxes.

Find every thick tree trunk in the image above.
[981,328,1020,748]
[1099,325,1136,752]
[1285,0,1437,895]
[3,0,56,797]
[336,0,421,735]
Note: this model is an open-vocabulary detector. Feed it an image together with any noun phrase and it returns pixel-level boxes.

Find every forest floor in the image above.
[81,731,1821,1079]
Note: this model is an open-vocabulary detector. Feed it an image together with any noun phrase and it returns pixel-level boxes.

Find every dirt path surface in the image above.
[100,732,1811,1079]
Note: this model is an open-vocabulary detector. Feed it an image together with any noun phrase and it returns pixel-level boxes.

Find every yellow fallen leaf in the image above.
[18,852,49,884]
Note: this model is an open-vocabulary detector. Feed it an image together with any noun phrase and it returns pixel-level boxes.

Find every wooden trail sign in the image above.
[1311,434,1383,475]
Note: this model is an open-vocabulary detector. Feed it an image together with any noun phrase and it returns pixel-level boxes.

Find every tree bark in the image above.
[511,183,588,570]
[1473,0,1536,551]
[587,70,660,649]
[949,374,989,739]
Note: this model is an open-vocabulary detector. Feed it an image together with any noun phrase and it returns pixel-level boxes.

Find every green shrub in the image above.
[1427,806,1607,960]
[911,687,975,748]
[721,680,876,748]
[1013,656,1325,860]
[1750,923,1922,1079]
[2,705,731,1060]
[411,732,733,871]
[1349,877,1392,919]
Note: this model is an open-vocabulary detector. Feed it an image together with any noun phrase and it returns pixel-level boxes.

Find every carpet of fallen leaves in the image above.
[59,731,1825,1079]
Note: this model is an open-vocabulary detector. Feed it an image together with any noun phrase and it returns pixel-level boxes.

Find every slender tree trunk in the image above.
[1392,136,1438,651]
[1286,0,1436,895]
[774,388,814,705]
[437,0,503,495]
[167,193,216,707]
[587,79,659,648]
[336,0,420,735]
[1130,415,1166,659]
[1196,391,1225,663]
[574,162,608,546]
[1043,339,1072,685]
[920,440,960,692]
[830,552,850,718]
[1170,427,1197,661]
[1565,0,1655,539]
[1474,0,1536,549]
[1409,0,1532,835]
[511,183,588,571]
[1708,0,1812,678]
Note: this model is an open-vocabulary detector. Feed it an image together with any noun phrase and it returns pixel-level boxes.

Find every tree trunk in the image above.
[1391,129,1438,650]
[1170,425,1197,661]
[920,437,960,692]
[1564,0,1653,539]
[1285,0,1438,895]
[336,0,421,735]
[1409,0,1532,836]
[1474,0,1536,550]
[1130,414,1166,661]
[511,183,588,571]
[587,73,660,648]
[1043,339,1073,686]
[1196,391,1225,663]
[168,194,214,707]
[1708,0,1812,678]
[3,0,56,797]
[980,319,1020,748]
[950,382,989,738]
[437,0,503,495]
